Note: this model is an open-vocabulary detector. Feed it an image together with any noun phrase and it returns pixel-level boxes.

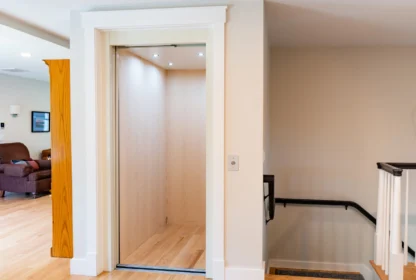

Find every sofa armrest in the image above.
[4,164,33,177]
[0,164,5,173]
[35,160,51,170]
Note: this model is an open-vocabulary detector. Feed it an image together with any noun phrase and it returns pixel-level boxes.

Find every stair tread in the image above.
[370,260,416,280]
[265,274,337,280]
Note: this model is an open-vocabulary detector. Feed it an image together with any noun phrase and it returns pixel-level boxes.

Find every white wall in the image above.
[0,73,50,159]
[268,47,416,276]
[70,1,265,278]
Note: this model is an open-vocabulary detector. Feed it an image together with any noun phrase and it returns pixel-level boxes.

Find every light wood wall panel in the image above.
[117,50,167,262]
[165,70,206,226]
[44,59,73,258]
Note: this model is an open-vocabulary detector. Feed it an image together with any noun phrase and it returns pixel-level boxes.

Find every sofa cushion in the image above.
[35,160,51,170]
[11,159,40,170]
[28,170,51,181]
[4,164,33,177]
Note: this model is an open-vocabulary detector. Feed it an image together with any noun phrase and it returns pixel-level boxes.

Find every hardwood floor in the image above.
[0,193,334,280]
[0,194,207,280]
[122,225,206,270]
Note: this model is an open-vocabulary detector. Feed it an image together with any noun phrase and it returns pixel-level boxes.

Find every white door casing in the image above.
[71,6,226,279]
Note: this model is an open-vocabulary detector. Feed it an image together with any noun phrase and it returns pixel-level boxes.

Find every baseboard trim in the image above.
[225,265,264,280]
[268,259,374,280]
[70,252,100,276]
[213,259,225,280]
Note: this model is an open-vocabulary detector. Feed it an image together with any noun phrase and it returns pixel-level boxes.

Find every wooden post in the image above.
[44,59,73,258]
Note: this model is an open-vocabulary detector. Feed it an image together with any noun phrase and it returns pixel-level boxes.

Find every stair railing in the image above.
[264,175,275,224]
[375,163,416,279]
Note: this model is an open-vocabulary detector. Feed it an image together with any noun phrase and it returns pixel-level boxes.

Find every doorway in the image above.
[116,45,207,273]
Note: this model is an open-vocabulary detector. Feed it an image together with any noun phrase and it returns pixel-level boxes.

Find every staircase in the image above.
[263,175,364,280]
[267,267,364,279]
[265,274,335,280]
[264,162,416,280]
[372,163,416,280]
[370,260,416,280]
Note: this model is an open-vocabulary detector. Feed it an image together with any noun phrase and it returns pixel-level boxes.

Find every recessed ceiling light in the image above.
[153,53,159,58]
[168,62,173,66]
[198,52,204,57]
[21,52,31,58]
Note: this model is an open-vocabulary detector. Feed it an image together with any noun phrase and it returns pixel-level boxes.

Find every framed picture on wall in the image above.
[31,111,50,133]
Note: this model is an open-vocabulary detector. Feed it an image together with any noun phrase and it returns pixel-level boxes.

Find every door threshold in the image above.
[116,264,206,275]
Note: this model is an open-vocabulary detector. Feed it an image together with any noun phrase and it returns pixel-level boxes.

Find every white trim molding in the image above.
[70,253,100,277]
[225,266,265,280]
[268,259,375,280]
[71,6,227,279]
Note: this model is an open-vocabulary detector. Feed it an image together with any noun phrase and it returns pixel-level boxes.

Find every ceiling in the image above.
[129,46,206,70]
[1,0,416,47]
[0,25,69,81]
[0,0,416,81]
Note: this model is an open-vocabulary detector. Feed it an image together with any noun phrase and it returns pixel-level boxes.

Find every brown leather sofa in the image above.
[0,142,51,198]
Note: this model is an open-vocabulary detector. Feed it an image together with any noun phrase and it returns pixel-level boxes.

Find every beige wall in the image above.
[268,47,416,271]
[225,1,265,273]
[118,50,167,262]
[166,70,206,226]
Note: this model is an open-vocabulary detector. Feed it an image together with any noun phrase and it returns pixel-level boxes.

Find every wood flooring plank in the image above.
[139,225,199,266]
[155,226,202,269]
[124,224,205,270]
[170,233,205,269]
[122,225,181,264]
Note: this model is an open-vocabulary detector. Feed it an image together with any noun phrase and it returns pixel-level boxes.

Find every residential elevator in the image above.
[116,45,207,273]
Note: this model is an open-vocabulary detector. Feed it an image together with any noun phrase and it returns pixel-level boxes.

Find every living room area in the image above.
[0,19,71,279]
[0,71,52,199]
[0,19,70,199]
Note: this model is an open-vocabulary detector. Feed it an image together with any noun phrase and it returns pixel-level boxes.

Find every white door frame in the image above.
[76,6,226,279]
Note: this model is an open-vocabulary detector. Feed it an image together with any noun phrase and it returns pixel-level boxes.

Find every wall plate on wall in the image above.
[227,155,239,171]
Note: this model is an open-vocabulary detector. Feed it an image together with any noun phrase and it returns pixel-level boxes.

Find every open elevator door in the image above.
[116,45,207,274]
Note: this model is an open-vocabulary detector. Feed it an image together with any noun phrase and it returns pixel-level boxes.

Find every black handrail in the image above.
[377,162,416,177]
[275,197,415,258]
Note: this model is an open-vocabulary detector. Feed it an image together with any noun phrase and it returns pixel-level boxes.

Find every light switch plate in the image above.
[228,155,239,171]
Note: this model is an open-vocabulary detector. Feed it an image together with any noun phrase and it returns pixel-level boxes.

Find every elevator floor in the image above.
[122,224,206,270]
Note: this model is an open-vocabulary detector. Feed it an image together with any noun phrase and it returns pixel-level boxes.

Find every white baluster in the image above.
[405,170,409,265]
[382,170,388,267]
[389,175,404,280]
[376,169,385,265]
[384,173,391,273]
